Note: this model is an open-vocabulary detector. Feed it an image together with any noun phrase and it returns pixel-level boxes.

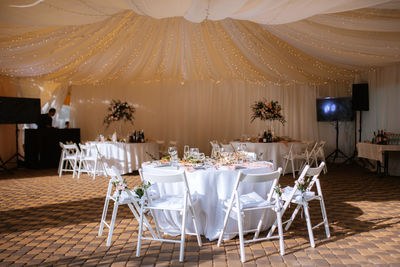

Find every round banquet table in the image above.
[230,141,307,171]
[88,142,159,174]
[142,162,276,241]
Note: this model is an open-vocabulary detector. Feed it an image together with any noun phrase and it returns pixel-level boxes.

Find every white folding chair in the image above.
[282,142,317,178]
[314,141,328,173]
[99,166,159,246]
[77,143,105,179]
[217,168,284,263]
[268,162,330,248]
[137,169,202,262]
[58,142,80,178]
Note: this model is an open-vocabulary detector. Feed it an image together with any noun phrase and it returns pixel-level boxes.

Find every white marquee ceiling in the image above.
[0,0,400,85]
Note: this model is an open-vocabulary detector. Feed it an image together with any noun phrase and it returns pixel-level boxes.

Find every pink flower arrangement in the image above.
[251,98,286,125]
[104,99,135,127]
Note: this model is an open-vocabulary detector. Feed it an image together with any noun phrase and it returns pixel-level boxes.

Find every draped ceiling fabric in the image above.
[0,0,399,86]
[0,0,400,157]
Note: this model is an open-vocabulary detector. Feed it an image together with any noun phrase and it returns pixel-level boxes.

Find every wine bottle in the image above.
[263,130,267,143]
[132,130,136,143]
[141,130,145,143]
[372,131,376,144]
[382,130,388,145]
[377,130,382,144]
[267,129,272,143]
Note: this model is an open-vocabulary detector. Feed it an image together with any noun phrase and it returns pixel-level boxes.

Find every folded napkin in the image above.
[242,162,273,169]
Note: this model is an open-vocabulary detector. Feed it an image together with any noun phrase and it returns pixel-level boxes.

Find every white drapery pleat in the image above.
[0,0,393,25]
[70,79,344,155]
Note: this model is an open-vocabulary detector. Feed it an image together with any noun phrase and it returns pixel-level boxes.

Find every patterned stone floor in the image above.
[0,163,400,266]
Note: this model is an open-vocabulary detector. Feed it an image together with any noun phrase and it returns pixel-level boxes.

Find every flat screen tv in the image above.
[0,97,41,124]
[316,97,354,121]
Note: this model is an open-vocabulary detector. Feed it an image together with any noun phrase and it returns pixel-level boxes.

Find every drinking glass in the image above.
[198,153,205,161]
[184,145,190,159]
[213,146,220,159]
[190,148,199,159]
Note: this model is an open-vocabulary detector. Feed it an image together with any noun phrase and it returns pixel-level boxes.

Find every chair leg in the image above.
[179,198,188,262]
[276,209,285,256]
[106,201,119,246]
[58,154,64,177]
[136,203,145,258]
[282,158,289,176]
[128,203,158,239]
[254,209,267,240]
[285,205,301,231]
[189,205,202,247]
[303,203,315,248]
[237,203,246,263]
[99,196,110,236]
[291,159,295,178]
[77,159,83,179]
[319,198,330,238]
[93,159,97,180]
[217,195,235,247]
[72,158,78,179]
[58,160,64,177]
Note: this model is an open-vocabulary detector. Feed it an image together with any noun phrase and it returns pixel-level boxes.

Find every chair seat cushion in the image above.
[238,192,273,209]
[149,195,185,210]
[281,186,316,203]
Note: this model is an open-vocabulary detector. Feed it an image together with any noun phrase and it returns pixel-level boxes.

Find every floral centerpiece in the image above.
[104,99,135,127]
[250,98,286,125]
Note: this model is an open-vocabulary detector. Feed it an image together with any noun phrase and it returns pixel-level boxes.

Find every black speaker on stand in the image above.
[345,83,369,163]
[0,97,41,170]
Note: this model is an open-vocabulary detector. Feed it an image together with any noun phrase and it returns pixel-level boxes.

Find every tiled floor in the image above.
[0,164,399,266]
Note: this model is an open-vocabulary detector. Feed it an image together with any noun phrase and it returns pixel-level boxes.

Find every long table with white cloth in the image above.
[230,141,307,171]
[142,161,276,241]
[88,142,159,174]
[357,142,400,176]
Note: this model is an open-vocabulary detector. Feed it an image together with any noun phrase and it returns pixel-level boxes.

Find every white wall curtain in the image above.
[71,79,322,155]
[362,63,400,140]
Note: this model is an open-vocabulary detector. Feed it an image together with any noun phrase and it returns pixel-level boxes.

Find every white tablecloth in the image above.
[230,142,307,171]
[89,142,159,174]
[142,163,276,241]
[357,142,400,176]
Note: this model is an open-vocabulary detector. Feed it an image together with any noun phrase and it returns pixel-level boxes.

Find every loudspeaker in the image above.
[352,83,369,111]
[0,97,41,124]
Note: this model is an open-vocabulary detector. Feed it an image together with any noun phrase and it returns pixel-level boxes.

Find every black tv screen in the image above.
[0,97,41,124]
[316,97,354,121]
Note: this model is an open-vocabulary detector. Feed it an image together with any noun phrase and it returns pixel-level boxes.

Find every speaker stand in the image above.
[0,124,24,169]
[0,157,7,171]
[344,111,362,164]
[326,120,349,163]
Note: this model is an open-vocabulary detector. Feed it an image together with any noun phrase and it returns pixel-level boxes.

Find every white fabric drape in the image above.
[0,0,394,25]
[70,79,324,155]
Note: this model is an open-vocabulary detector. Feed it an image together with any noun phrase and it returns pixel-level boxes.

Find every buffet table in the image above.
[88,142,159,174]
[357,142,400,176]
[142,162,275,241]
[230,141,307,171]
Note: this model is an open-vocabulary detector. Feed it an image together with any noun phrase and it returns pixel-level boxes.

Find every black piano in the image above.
[24,128,80,169]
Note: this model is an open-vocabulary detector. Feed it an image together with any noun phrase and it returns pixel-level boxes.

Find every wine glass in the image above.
[184,145,190,160]
[168,146,178,159]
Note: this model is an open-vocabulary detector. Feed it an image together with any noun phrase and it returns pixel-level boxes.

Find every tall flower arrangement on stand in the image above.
[104,100,135,127]
[250,98,286,125]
